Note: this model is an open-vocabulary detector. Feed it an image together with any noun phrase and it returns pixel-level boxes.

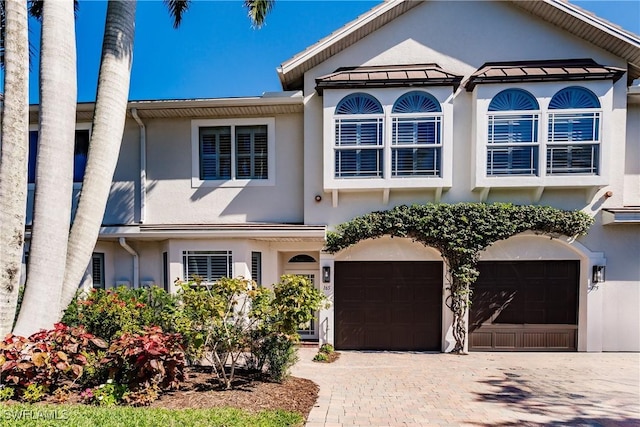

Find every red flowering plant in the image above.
[62,286,183,341]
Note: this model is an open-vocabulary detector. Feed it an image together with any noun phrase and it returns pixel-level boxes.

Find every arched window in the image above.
[288,254,317,263]
[334,93,384,178]
[391,91,442,177]
[487,89,539,176]
[547,87,600,175]
[549,87,600,109]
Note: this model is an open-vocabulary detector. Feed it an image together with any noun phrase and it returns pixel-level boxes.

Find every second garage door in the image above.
[469,260,579,351]
[334,261,442,351]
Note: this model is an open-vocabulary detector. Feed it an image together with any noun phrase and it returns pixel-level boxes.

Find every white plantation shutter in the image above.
[547,87,601,175]
[486,89,540,176]
[334,94,384,178]
[390,91,443,177]
[182,251,232,283]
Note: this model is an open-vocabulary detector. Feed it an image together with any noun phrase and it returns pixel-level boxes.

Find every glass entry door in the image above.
[288,271,319,340]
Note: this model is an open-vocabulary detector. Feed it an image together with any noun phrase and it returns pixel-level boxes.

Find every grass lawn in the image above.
[0,404,304,427]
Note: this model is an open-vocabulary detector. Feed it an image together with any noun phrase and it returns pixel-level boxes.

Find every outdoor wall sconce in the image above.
[592,265,606,284]
[322,266,331,283]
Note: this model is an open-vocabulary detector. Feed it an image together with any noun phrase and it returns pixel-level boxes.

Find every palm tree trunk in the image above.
[0,0,29,337]
[60,0,136,311]
[13,0,77,336]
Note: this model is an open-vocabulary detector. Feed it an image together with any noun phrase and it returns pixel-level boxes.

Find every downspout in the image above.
[119,237,139,289]
[130,108,146,224]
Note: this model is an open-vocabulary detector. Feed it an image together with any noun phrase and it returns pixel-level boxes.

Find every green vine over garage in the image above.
[325,203,594,353]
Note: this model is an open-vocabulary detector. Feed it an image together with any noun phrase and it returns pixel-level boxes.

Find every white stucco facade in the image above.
[24,0,640,352]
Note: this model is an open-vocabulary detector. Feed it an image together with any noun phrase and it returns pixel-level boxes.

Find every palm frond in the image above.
[244,0,274,29]
[164,0,191,29]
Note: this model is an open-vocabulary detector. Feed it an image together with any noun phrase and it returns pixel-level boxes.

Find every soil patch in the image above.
[149,367,319,417]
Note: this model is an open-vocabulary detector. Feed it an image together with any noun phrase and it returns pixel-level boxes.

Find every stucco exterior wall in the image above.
[299,0,639,351]
[144,113,304,225]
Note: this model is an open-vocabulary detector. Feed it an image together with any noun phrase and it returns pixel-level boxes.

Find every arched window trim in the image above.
[549,86,600,110]
[392,91,441,114]
[547,86,601,176]
[390,91,443,177]
[488,88,540,112]
[335,93,383,115]
[486,89,540,177]
[287,254,317,263]
[334,93,384,179]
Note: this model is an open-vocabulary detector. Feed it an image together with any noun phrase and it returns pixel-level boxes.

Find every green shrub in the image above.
[62,286,185,341]
[21,383,46,403]
[261,334,298,383]
[91,380,128,406]
[319,343,334,354]
[0,385,15,401]
[312,352,328,362]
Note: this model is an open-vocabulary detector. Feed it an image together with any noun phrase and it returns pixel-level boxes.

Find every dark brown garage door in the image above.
[469,261,579,351]
[335,261,442,351]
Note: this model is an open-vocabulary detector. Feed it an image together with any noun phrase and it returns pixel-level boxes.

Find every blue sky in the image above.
[23,0,640,103]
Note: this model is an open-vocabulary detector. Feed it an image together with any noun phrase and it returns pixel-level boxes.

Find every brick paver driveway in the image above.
[292,349,640,426]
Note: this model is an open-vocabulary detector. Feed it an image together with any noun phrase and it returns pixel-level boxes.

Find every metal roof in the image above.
[315,64,463,94]
[277,0,640,91]
[464,59,626,91]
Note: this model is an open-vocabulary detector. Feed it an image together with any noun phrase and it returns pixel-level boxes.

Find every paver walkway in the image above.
[292,349,640,426]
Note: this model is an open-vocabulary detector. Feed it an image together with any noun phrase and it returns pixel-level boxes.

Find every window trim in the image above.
[182,250,233,284]
[323,87,454,192]
[191,118,275,188]
[472,81,611,190]
[28,122,92,190]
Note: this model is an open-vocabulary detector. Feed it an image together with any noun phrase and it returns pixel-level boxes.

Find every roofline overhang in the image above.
[27,91,304,122]
[90,224,328,242]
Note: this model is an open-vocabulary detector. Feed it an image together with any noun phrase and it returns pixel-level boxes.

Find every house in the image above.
[25,0,640,352]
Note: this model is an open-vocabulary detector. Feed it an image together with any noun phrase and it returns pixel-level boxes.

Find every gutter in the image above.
[119,237,139,289]
[130,108,146,224]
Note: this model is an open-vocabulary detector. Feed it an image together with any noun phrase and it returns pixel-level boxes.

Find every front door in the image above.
[285,270,319,340]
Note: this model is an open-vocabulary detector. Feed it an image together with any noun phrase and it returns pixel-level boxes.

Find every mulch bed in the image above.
[149,367,319,418]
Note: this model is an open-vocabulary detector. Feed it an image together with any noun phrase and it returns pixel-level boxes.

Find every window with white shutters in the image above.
[547,87,601,175]
[391,91,443,177]
[193,119,274,186]
[182,251,232,284]
[487,89,540,176]
[334,93,384,178]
